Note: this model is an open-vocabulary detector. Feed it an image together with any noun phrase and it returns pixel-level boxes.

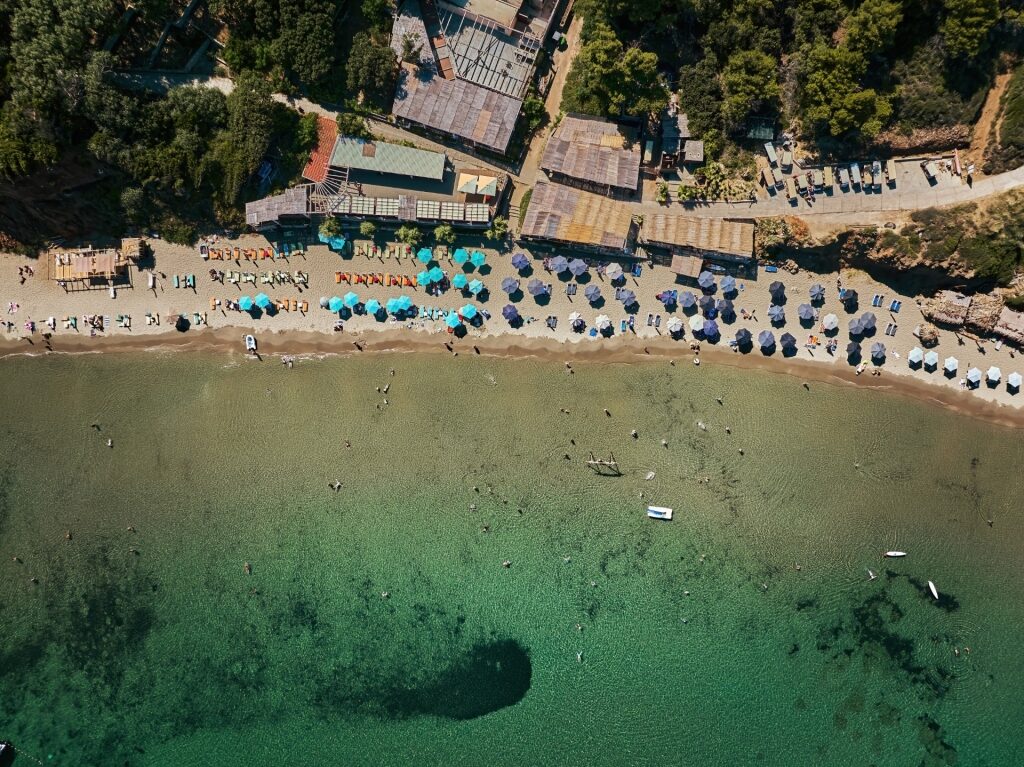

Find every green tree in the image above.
[800,44,892,138]
[337,112,373,139]
[433,223,456,245]
[400,32,423,63]
[721,50,779,128]
[362,0,395,31]
[359,220,378,238]
[486,216,509,241]
[395,224,422,246]
[942,0,999,57]
[212,73,274,205]
[679,58,724,137]
[346,32,398,107]
[320,216,344,238]
[846,0,903,56]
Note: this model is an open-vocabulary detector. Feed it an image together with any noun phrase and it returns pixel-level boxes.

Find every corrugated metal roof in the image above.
[540,115,640,191]
[520,181,635,250]
[329,137,446,180]
[245,188,310,227]
[642,215,754,259]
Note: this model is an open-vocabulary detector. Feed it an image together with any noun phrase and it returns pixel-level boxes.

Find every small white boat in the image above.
[647,505,673,520]
[645,471,656,481]
[928,581,939,600]
[884,551,907,558]
[245,334,257,352]
[867,569,877,580]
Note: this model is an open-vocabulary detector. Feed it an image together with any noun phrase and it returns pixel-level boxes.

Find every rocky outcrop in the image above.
[871,125,971,154]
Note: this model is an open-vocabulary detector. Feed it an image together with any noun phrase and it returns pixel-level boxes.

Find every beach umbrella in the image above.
[416,270,431,286]
[769,281,785,300]
[527,278,547,296]
[239,295,255,312]
[255,292,272,310]
[848,318,864,335]
[501,276,520,294]
[385,298,402,314]
[944,356,958,373]
[619,289,637,306]
[689,315,704,332]
[870,342,886,360]
[860,312,876,330]
[468,278,484,295]
[758,330,775,349]
[679,291,697,309]
[511,252,529,270]
[987,366,1002,383]
[907,347,924,365]
[568,310,583,324]
[797,303,815,321]
[343,291,360,309]
[780,331,797,347]
[452,273,469,289]
[319,297,329,309]
[584,284,601,302]
[703,319,719,338]
[470,250,487,268]
[550,255,569,273]
[658,291,676,308]
[1008,371,1022,390]
[326,296,342,313]
[428,266,445,283]
[842,289,858,306]
[605,263,624,280]
[416,247,433,264]
[822,313,839,331]
[809,283,825,302]
[966,367,982,385]
[667,316,684,334]
[735,328,752,346]
[453,248,470,265]
[697,271,715,290]
[397,295,413,311]
[721,275,736,294]
[502,304,519,322]
[595,314,612,331]
[569,258,588,277]
[461,304,478,320]
[768,304,785,323]
[846,341,861,357]
[365,299,381,315]
[446,313,462,329]
[699,295,716,314]
[924,350,940,369]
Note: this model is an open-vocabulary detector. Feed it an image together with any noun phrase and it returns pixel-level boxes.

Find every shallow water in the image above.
[1,352,1022,766]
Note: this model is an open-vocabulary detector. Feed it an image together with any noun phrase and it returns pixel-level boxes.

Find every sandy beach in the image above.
[3,233,1022,422]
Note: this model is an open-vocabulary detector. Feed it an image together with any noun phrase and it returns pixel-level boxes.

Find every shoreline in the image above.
[5,322,1023,429]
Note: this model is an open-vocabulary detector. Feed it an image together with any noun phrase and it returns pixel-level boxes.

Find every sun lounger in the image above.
[300,300,308,313]
[290,299,297,312]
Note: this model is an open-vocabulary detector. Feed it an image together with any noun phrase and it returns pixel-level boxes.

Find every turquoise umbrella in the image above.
[453,248,469,264]
[255,292,271,309]
[365,298,381,315]
[416,247,433,264]
[446,313,462,329]
[327,296,343,312]
[239,295,255,311]
[470,250,486,268]
[343,291,360,308]
[469,278,484,295]
[386,298,402,314]
[416,271,431,286]
[397,295,413,311]
[428,266,445,283]
[461,303,478,320]
[452,273,469,289]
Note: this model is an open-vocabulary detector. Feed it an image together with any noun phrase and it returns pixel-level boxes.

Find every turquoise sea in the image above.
[1,351,1022,766]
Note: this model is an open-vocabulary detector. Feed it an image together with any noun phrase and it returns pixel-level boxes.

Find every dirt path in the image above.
[965,71,1012,174]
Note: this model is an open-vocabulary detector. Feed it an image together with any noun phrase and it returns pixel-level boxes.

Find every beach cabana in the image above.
[870,342,886,360]
[735,328,752,347]
[924,350,940,369]
[667,316,684,335]
[428,266,445,283]
[605,263,624,281]
[619,290,637,307]
[822,313,839,331]
[987,366,1002,384]
[595,314,612,331]
[468,279,484,295]
[446,313,463,329]
[550,256,569,273]
[471,250,487,268]
[461,304,478,320]
[453,248,470,265]
[417,271,431,286]
[584,285,602,303]
[502,304,520,322]
[416,247,433,264]
[809,283,825,303]
[501,277,520,294]
[239,295,255,312]
[679,291,698,310]
[907,347,924,366]
[758,330,775,349]
[944,356,959,374]
[343,291,360,309]
[511,252,529,270]
[452,273,469,289]
[697,271,715,290]
[769,281,785,300]
[689,315,705,332]
[846,341,861,358]
[721,275,737,294]
[703,319,719,338]
[1008,371,1022,391]
[779,332,797,350]
[255,293,271,310]
[569,258,588,277]
[860,312,877,330]
[797,304,815,321]
[365,299,381,315]
[699,295,716,314]
[528,279,548,296]
[966,367,982,386]
[768,305,785,324]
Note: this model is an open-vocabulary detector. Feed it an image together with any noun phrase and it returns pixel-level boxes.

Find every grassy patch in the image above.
[518,188,532,226]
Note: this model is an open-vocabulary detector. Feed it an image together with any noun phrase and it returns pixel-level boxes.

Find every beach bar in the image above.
[49,245,130,286]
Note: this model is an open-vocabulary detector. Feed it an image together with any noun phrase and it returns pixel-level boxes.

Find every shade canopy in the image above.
[716,298,734,316]
[679,291,698,309]
[944,356,958,372]
[239,296,255,311]
[550,256,569,273]
[924,350,940,367]
[987,366,1002,382]
[697,271,715,289]
[501,276,520,294]
[966,367,982,383]
[699,295,716,313]
[584,284,601,302]
[365,298,381,315]
[779,332,797,348]
[907,347,924,364]
[453,248,470,264]
[568,258,588,276]
[842,289,858,304]
[319,297,329,309]
[619,290,637,306]
[667,316,684,333]
[461,303,478,320]
[428,266,445,283]
[797,303,815,320]
[768,305,785,322]
[689,315,704,331]
[511,252,529,270]
[502,304,519,321]
[385,298,402,314]
[769,281,785,298]
[568,311,583,323]
[343,291,360,308]
[721,275,737,293]
[452,273,469,289]
[468,278,485,295]
[860,312,876,329]
[416,271,431,286]
[658,291,677,307]
[326,296,342,312]
[848,318,864,335]
[847,341,861,356]
[255,292,271,309]
[735,328,752,345]
[870,342,886,359]
[605,263,624,280]
[758,330,775,348]
[416,247,433,264]
[397,295,413,311]
[809,283,825,301]
[1008,371,1022,389]
[446,313,462,329]
[822,313,839,330]
[527,279,548,296]
[703,319,719,337]
[595,314,612,330]
[470,250,487,268]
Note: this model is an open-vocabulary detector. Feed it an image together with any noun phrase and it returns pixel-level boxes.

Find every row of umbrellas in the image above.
[451,274,486,294]
[416,248,487,268]
[416,267,447,286]
[547,256,590,277]
[238,293,272,312]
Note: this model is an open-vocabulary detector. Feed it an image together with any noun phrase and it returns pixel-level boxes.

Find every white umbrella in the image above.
[567,311,583,323]
[966,367,982,384]
[987,366,1001,382]
[689,315,704,331]
[944,356,958,373]
[924,350,939,368]
[1008,372,1022,390]
[907,347,923,365]
[821,313,839,331]
[666,316,684,333]
[605,263,624,280]
[595,314,611,330]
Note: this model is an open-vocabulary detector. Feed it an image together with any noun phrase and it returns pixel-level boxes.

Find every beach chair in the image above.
[300,300,308,313]
[173,275,180,288]
[290,299,298,312]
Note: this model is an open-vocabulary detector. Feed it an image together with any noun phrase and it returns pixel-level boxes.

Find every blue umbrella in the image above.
[365,298,381,315]
[255,292,271,309]
[386,298,402,314]
[849,318,864,335]
[758,330,775,348]
[568,258,588,276]
[528,279,547,296]
[860,312,877,330]
[453,248,469,265]
[716,299,734,318]
[703,319,719,337]
[550,256,569,273]
[502,304,519,321]
[416,271,431,286]
[797,303,815,321]
[468,278,484,295]
[768,304,785,323]
[870,342,886,360]
[619,289,637,306]
[511,252,530,270]
[769,281,785,300]
[470,250,487,268]
[679,291,697,309]
[343,291,360,308]
[397,295,412,311]
[461,303,478,320]
[584,285,601,302]
[428,266,445,283]
[326,296,342,312]
[239,296,255,312]
[501,276,520,294]
[416,247,433,264]
[452,273,469,289]
[446,312,462,329]
[735,328,752,346]
[809,283,825,302]
[697,271,715,290]
[780,332,797,349]
[699,295,716,314]
[721,275,736,294]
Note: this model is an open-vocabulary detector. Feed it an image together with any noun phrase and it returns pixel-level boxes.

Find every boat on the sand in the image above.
[245,334,257,352]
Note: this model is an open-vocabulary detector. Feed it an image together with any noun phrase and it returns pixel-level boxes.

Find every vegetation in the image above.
[395,224,422,246]
[337,113,374,140]
[485,216,509,241]
[320,217,344,238]
[347,32,399,109]
[985,66,1024,173]
[433,223,456,245]
[518,189,532,226]
[359,220,377,238]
